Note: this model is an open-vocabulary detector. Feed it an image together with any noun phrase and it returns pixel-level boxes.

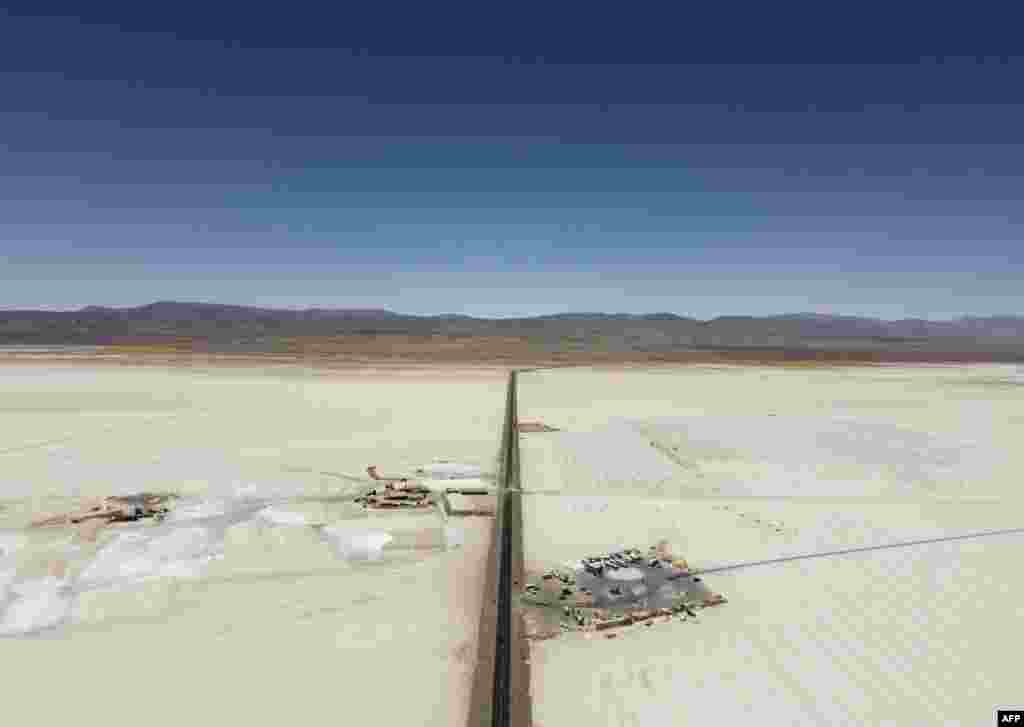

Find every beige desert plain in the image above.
[3,358,1024,727]
[518,364,1024,727]
[0,361,505,727]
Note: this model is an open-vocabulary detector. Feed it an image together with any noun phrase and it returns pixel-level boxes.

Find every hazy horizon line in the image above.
[1,300,1021,323]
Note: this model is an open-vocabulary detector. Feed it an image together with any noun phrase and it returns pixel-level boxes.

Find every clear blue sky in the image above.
[1,5,1021,319]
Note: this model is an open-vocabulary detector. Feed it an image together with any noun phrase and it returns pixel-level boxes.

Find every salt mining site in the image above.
[2,360,1024,726]
[0,363,505,727]
[520,542,727,642]
[517,364,1024,727]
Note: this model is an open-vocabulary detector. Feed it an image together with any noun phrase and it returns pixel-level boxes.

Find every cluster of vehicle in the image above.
[30,493,178,529]
[580,547,652,576]
[353,483,434,510]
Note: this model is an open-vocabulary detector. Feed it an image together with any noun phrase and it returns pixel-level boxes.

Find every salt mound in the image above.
[444,526,465,550]
[257,507,309,527]
[165,496,268,527]
[230,476,323,500]
[166,499,231,522]
[0,533,25,604]
[420,477,490,491]
[77,524,228,590]
[415,462,484,480]
[0,532,26,559]
[1002,366,1024,384]
[0,569,15,602]
[0,575,74,636]
[74,495,295,591]
[319,526,393,561]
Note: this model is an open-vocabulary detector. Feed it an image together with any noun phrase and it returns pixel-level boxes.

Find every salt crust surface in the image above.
[518,365,1024,726]
[0,364,503,727]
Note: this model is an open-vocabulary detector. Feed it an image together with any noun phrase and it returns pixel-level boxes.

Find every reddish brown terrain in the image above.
[2,335,1020,371]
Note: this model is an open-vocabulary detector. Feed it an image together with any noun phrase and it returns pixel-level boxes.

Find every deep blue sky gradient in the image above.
[1,5,1021,318]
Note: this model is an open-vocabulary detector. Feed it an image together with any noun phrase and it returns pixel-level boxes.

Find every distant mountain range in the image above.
[1,301,1022,358]
[76,302,407,321]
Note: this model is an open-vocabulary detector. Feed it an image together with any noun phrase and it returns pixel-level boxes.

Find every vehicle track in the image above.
[0,409,210,457]
[697,525,1024,576]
